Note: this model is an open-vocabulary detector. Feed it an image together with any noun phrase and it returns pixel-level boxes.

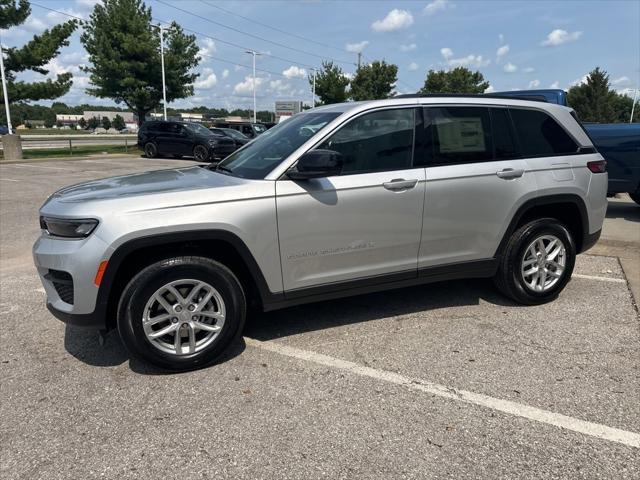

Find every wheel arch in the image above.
[98,230,276,330]
[495,194,590,258]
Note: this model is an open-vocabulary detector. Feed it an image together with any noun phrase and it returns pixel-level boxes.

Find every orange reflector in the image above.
[94,260,108,286]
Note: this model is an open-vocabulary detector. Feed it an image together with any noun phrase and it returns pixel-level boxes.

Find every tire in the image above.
[193,145,209,162]
[144,142,158,158]
[494,218,576,305]
[629,190,640,205]
[117,256,246,371]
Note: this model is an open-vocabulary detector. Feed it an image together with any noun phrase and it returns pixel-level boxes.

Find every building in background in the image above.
[83,111,135,123]
[56,114,84,126]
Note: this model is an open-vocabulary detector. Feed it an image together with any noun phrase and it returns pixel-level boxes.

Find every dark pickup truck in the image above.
[494,89,640,204]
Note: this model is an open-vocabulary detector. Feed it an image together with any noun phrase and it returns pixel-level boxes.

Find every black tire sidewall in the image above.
[117,257,245,370]
[193,145,209,161]
[508,221,576,303]
[144,142,158,158]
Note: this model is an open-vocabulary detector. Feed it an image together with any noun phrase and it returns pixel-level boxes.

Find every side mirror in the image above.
[287,149,343,180]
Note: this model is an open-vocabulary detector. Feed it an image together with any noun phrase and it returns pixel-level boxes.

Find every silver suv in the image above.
[33,96,608,370]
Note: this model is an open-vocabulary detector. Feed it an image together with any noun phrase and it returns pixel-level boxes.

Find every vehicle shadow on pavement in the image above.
[606,199,640,222]
[63,325,247,374]
[245,278,518,342]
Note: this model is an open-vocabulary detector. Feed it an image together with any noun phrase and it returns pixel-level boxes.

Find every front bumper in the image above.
[33,232,111,328]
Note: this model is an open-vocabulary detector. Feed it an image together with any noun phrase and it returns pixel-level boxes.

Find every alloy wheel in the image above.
[520,234,567,292]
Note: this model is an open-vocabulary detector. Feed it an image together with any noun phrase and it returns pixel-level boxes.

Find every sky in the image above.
[1,0,639,111]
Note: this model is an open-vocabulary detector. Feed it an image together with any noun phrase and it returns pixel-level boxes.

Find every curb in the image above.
[0,153,143,165]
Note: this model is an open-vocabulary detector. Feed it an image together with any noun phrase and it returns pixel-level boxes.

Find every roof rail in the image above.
[394,93,549,103]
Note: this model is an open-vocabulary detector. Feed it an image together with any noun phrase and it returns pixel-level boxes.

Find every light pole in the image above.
[311,68,316,108]
[0,38,13,134]
[245,50,261,123]
[158,24,168,121]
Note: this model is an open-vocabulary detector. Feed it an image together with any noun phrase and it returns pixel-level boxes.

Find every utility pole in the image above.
[311,68,316,108]
[357,52,362,70]
[245,50,261,123]
[0,39,13,134]
[159,25,168,121]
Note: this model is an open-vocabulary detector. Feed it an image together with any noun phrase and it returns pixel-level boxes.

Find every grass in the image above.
[0,145,139,160]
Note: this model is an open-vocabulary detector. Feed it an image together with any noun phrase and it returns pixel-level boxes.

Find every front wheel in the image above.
[117,256,246,371]
[494,218,576,305]
[193,145,209,162]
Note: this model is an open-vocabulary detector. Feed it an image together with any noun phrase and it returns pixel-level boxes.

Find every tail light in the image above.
[587,160,606,173]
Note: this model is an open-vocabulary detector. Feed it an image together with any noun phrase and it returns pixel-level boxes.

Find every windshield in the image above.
[224,128,248,140]
[215,112,341,179]
[187,123,214,136]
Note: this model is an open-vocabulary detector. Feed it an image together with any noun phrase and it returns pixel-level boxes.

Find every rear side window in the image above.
[509,108,578,156]
[426,107,493,165]
[491,108,518,160]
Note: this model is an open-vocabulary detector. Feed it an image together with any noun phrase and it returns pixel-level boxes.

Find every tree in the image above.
[87,117,99,129]
[43,110,55,128]
[101,116,112,129]
[611,93,639,123]
[78,117,87,129]
[567,67,630,123]
[0,0,78,104]
[419,67,489,94]
[112,114,125,130]
[350,60,398,101]
[310,61,350,105]
[81,0,200,126]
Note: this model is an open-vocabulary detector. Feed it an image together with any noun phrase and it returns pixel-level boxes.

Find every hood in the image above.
[49,166,242,203]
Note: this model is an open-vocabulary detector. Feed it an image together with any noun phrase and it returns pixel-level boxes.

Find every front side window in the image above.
[317,108,414,175]
[215,112,340,179]
[509,108,578,156]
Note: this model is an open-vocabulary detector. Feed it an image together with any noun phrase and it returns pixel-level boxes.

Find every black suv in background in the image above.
[211,121,267,139]
[138,121,236,162]
[209,127,251,148]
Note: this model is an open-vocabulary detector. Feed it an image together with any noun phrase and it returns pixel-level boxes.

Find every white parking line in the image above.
[573,274,627,283]
[0,177,19,182]
[11,163,74,171]
[246,338,640,449]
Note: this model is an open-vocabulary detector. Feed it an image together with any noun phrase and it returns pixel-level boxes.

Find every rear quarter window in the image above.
[510,108,578,157]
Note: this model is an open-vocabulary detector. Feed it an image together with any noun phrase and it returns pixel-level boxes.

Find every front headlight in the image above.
[40,216,98,238]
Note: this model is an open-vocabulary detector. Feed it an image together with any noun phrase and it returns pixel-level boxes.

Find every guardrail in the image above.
[0,134,138,152]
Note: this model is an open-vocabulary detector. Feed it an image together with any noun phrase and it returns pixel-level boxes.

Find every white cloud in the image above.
[550,81,560,89]
[503,62,518,73]
[194,68,218,89]
[523,67,535,73]
[371,9,414,33]
[408,62,419,71]
[282,65,307,79]
[75,0,101,8]
[400,43,417,52]
[234,65,244,72]
[345,41,369,53]
[197,38,216,60]
[424,0,452,16]
[496,44,509,61]
[570,74,589,87]
[612,76,631,86]
[440,48,490,68]
[541,29,582,47]
[528,79,540,88]
[617,88,639,98]
[233,75,264,95]
[269,80,294,95]
[498,33,504,44]
[484,84,495,93]
[222,69,229,79]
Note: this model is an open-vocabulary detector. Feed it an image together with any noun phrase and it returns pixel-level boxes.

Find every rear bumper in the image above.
[580,228,601,254]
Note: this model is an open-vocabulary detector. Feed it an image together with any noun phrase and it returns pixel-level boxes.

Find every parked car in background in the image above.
[212,121,267,139]
[138,121,236,162]
[209,127,250,149]
[0,125,9,135]
[493,89,640,204]
[34,95,607,370]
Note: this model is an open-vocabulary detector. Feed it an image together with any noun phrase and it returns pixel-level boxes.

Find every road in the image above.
[0,157,638,479]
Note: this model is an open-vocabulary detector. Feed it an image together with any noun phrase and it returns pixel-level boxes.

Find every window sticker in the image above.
[437,117,486,153]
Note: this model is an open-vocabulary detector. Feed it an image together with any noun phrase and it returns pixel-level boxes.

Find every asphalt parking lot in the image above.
[1,156,639,479]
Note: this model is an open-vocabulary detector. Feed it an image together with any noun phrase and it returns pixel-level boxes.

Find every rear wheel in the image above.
[193,145,209,162]
[494,218,575,305]
[117,256,246,371]
[144,142,158,158]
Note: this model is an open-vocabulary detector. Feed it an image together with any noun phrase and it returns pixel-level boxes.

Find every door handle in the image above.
[383,178,418,191]
[496,168,524,179]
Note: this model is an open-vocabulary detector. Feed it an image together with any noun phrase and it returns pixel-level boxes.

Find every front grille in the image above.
[45,270,74,305]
